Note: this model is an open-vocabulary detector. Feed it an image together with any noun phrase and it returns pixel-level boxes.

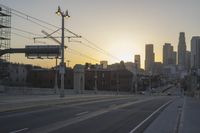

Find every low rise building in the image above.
[84,62,133,92]
[27,67,73,89]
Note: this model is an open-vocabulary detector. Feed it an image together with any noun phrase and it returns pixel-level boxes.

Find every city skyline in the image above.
[1,2,200,132]
[1,0,200,68]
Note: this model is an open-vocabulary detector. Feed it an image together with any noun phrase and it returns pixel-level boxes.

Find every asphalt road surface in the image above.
[0,95,173,133]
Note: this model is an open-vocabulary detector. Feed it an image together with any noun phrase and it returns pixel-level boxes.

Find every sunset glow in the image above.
[1,0,200,68]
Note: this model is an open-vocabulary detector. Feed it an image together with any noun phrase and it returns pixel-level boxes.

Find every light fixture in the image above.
[65,10,70,18]
[56,6,61,15]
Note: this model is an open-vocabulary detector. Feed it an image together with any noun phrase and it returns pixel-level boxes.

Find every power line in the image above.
[72,41,102,53]
[11,8,59,29]
[11,32,33,40]
[9,5,118,60]
[67,47,99,62]
[4,4,120,62]
[82,37,120,61]
[11,12,58,33]
[2,4,77,37]
[9,6,82,38]
[71,41,117,61]
[11,7,77,37]
[12,27,43,37]
[68,47,99,62]
[11,10,80,40]
[64,28,81,38]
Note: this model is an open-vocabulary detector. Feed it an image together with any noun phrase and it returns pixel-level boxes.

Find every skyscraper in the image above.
[191,36,200,69]
[163,43,177,66]
[134,55,140,69]
[163,43,173,65]
[185,51,191,70]
[178,32,186,67]
[145,44,154,72]
[172,51,177,65]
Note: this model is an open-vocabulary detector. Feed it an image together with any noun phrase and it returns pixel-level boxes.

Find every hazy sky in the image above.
[1,0,200,68]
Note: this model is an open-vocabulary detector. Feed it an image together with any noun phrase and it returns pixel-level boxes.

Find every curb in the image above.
[129,99,174,133]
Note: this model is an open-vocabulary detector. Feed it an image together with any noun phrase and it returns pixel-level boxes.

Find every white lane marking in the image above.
[0,97,130,119]
[75,111,89,116]
[129,99,173,133]
[9,128,29,133]
[178,97,186,133]
[31,97,158,133]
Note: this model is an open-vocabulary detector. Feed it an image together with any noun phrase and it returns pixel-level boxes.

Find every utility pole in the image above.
[54,57,58,93]
[56,6,70,97]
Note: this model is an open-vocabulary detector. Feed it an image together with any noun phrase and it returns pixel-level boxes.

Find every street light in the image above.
[54,57,58,94]
[56,6,70,97]
[55,6,61,15]
[56,6,70,18]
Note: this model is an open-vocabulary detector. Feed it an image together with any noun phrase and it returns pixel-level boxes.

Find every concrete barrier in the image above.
[0,86,132,95]
[3,86,55,95]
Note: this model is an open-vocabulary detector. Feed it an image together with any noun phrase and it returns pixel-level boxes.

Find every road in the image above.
[0,95,173,133]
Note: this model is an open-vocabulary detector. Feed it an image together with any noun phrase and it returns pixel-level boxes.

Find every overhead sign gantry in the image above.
[0,45,60,59]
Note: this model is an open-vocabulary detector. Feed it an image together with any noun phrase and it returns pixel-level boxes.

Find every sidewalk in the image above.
[144,97,183,133]
[179,97,200,133]
[144,96,200,133]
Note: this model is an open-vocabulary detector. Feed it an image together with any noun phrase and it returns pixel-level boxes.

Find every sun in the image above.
[107,38,136,62]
